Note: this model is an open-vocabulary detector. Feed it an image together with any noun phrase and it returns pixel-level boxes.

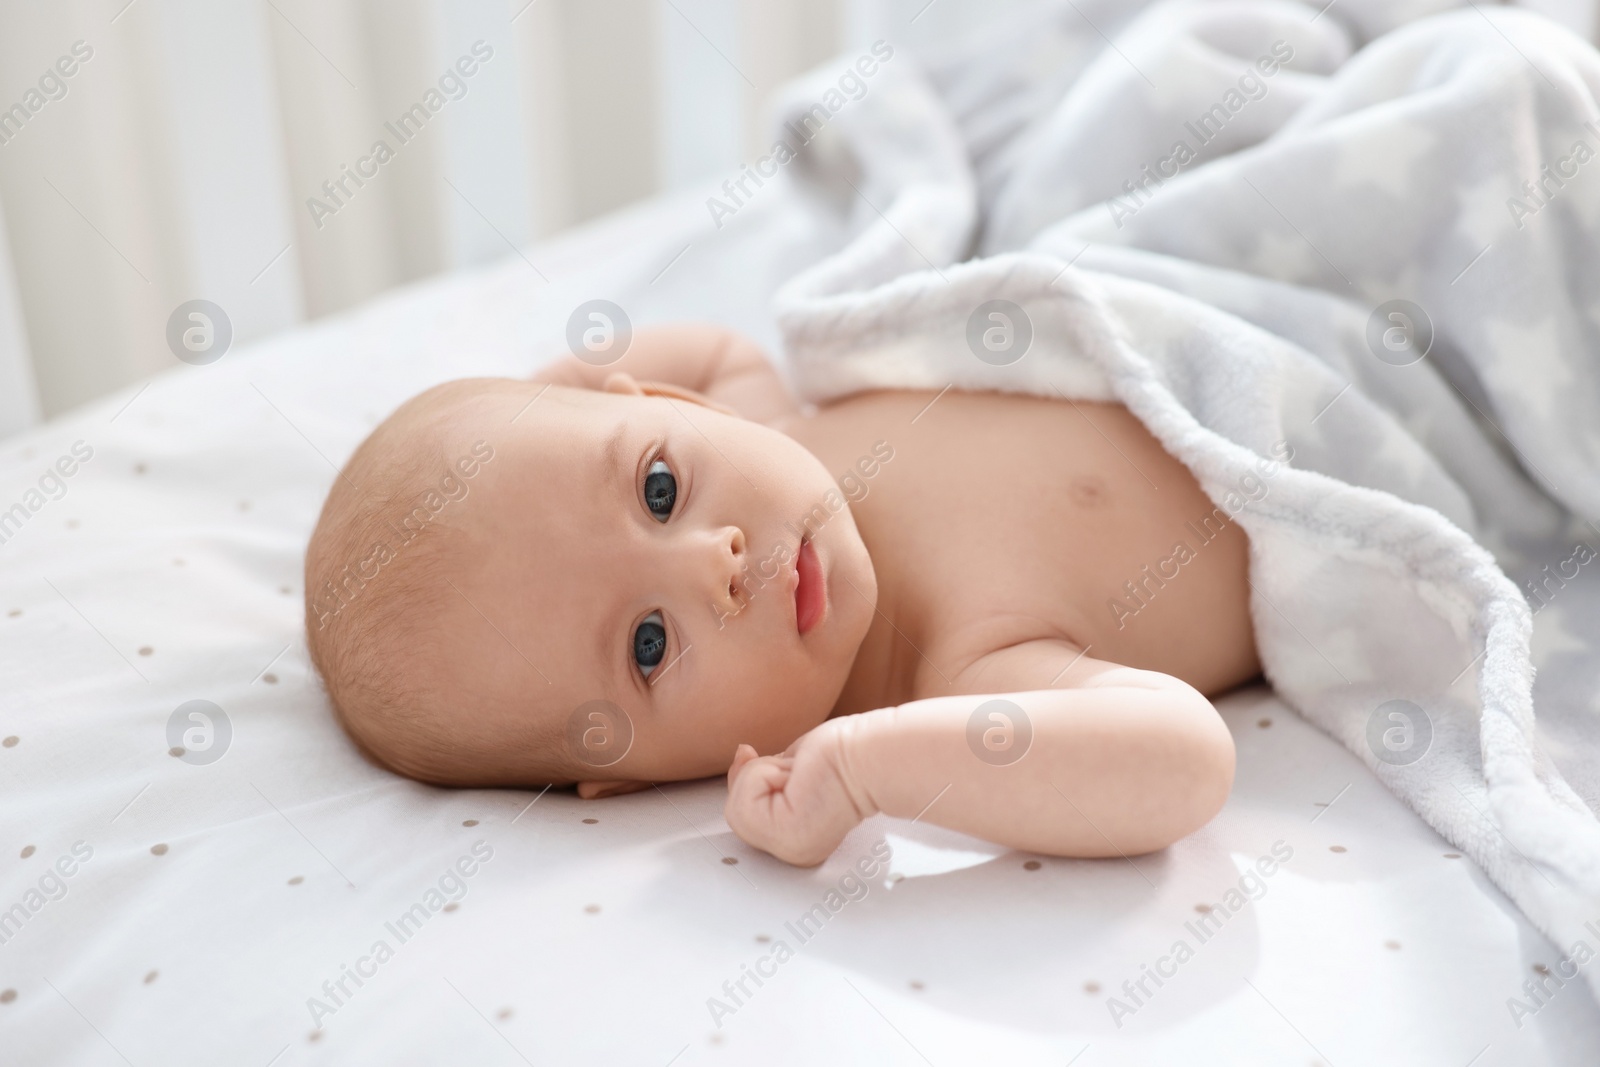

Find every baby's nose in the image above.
[703,525,747,612]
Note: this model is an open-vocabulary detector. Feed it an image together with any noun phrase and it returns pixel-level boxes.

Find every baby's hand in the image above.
[724,724,868,867]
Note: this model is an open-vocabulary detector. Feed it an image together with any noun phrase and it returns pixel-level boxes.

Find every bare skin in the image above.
[504,323,1260,866]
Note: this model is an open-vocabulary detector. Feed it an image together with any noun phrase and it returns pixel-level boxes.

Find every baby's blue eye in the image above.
[644,459,676,522]
[634,611,666,677]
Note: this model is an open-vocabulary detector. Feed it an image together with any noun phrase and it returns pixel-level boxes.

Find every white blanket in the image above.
[771,0,1600,1004]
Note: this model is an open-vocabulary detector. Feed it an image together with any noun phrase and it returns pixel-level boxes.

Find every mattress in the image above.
[3,180,1599,1066]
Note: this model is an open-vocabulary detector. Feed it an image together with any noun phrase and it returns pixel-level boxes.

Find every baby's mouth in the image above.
[794,537,826,635]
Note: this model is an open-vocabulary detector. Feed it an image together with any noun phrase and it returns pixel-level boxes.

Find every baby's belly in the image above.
[805,389,1261,695]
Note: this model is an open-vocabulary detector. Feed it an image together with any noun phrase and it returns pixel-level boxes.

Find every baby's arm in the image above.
[533,322,797,423]
[724,646,1235,866]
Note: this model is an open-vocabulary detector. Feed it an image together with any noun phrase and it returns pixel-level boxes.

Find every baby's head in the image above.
[305,373,876,793]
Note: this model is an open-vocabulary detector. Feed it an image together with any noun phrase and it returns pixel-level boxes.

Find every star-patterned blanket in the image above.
[769,0,1600,1004]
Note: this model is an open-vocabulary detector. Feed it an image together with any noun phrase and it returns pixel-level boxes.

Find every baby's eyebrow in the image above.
[595,427,632,699]
[594,578,627,698]
[592,418,655,699]
[600,422,627,500]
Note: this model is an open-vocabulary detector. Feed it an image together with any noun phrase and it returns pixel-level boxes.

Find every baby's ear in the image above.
[604,372,738,416]
[576,780,653,799]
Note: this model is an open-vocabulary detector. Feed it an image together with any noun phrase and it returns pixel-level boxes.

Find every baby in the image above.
[306,324,1260,865]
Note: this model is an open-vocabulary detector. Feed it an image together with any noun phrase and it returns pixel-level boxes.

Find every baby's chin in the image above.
[817,523,877,658]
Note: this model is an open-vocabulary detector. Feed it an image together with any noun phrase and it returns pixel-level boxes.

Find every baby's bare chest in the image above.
[789,390,1260,694]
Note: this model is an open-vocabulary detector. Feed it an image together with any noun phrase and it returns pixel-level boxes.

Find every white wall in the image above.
[0,199,39,434]
[0,0,846,424]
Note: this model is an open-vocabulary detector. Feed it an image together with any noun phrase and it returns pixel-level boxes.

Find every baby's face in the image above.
[445,382,876,784]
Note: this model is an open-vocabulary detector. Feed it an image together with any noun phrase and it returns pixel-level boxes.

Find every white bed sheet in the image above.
[2,182,1598,1067]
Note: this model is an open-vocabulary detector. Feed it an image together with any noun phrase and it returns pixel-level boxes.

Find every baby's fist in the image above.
[724,725,865,867]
